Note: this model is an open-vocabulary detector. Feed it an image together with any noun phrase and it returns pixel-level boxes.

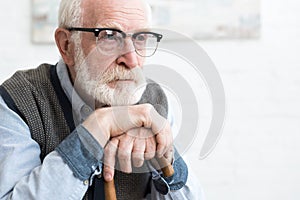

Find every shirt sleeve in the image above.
[56,125,104,181]
[0,96,101,200]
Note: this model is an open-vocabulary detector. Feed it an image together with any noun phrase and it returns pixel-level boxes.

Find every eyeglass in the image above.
[67,27,163,57]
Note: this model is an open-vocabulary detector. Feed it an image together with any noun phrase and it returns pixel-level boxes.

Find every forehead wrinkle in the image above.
[98,16,148,31]
[83,1,149,29]
[114,8,146,18]
[102,5,146,14]
[100,6,147,20]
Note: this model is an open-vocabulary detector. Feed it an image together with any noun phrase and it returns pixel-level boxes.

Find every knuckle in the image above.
[133,146,144,152]
[143,103,153,113]
[141,104,153,124]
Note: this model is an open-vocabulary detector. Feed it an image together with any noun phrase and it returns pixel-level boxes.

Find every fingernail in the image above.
[104,172,112,181]
[134,160,143,167]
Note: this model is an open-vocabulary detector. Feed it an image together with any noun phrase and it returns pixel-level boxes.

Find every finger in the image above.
[118,134,134,173]
[130,128,146,167]
[132,137,146,167]
[103,138,119,181]
[144,134,156,160]
[83,104,168,146]
[105,105,152,136]
[109,104,167,135]
[155,122,172,158]
[163,146,174,165]
[126,127,153,139]
[155,133,167,158]
[103,165,114,182]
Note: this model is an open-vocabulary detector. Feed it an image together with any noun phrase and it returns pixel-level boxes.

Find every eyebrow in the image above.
[97,22,123,30]
[97,21,151,32]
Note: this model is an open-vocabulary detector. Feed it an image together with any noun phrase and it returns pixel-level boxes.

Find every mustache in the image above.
[100,65,142,83]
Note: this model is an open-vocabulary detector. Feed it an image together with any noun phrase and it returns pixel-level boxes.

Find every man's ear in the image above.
[55,28,75,67]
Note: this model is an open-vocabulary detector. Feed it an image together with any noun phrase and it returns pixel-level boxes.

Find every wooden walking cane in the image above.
[104,157,174,200]
[104,177,117,200]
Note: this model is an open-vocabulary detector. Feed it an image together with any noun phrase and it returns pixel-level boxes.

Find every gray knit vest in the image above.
[0,63,168,200]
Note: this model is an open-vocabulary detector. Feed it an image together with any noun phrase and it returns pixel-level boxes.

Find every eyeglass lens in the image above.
[96,30,159,57]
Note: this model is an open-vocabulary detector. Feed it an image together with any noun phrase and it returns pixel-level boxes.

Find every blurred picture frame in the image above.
[150,0,260,40]
[31,0,60,43]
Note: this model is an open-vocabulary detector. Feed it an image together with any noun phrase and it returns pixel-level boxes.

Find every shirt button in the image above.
[82,106,92,115]
[83,180,89,185]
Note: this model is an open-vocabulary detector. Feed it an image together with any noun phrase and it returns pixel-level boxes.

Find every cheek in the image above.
[86,54,118,76]
[81,37,96,59]
[80,42,117,74]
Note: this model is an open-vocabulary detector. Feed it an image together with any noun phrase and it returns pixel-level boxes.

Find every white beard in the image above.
[73,45,147,106]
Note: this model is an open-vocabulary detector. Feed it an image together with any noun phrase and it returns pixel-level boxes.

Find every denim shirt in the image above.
[0,60,205,200]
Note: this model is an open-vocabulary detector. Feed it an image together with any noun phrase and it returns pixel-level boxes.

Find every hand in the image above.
[82,104,173,181]
[82,103,170,148]
[103,126,173,181]
[103,127,156,180]
[86,104,173,182]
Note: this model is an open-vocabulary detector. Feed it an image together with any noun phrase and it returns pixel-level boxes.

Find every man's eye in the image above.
[136,35,146,41]
[105,34,116,40]
[99,30,119,40]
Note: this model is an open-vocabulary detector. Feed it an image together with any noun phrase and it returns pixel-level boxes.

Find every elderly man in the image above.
[0,0,204,199]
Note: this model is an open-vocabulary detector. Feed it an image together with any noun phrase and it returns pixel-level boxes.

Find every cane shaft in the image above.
[104,179,117,200]
[104,158,174,200]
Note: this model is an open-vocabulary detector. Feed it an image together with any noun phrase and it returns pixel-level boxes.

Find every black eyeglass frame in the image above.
[67,27,163,57]
[67,27,163,42]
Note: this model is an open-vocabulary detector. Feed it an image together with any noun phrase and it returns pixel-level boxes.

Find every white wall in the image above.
[195,0,300,199]
[1,0,300,200]
[0,1,59,80]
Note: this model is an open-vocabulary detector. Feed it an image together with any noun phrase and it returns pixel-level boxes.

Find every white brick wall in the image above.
[1,0,300,199]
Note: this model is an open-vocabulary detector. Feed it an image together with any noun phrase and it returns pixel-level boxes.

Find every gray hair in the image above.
[58,0,82,28]
[58,0,152,28]
[57,0,152,48]
[58,0,83,58]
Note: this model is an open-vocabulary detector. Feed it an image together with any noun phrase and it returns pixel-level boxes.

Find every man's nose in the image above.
[116,51,139,69]
[116,39,139,69]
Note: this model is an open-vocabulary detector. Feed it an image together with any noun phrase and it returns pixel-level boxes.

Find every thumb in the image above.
[103,165,115,182]
[103,138,119,182]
